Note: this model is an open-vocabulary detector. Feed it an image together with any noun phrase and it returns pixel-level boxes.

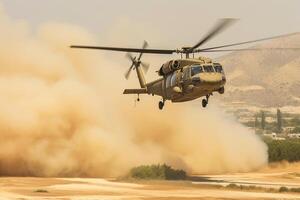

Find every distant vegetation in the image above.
[249,109,300,162]
[225,183,300,193]
[203,182,300,194]
[127,164,186,180]
[34,189,48,193]
[264,138,300,162]
[279,186,289,193]
[243,109,300,134]
[279,186,300,193]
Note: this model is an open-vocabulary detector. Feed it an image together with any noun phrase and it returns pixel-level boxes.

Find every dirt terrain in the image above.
[0,162,299,200]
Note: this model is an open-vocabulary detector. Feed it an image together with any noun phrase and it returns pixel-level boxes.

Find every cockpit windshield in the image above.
[191,65,203,76]
[203,65,214,73]
[214,65,223,73]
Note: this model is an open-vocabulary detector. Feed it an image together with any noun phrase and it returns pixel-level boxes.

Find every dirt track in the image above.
[0,163,300,200]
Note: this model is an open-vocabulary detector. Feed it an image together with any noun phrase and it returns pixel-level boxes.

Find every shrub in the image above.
[279,186,289,193]
[34,189,48,193]
[226,183,239,189]
[290,188,300,193]
[292,127,300,133]
[128,164,186,180]
[264,139,300,162]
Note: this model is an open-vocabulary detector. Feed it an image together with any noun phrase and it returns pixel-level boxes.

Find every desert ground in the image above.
[0,162,299,200]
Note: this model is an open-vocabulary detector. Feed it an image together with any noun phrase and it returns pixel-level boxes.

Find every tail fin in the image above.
[123,66,147,95]
[123,88,147,94]
[136,65,147,88]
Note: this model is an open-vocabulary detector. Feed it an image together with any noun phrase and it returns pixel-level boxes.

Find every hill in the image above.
[217,33,300,107]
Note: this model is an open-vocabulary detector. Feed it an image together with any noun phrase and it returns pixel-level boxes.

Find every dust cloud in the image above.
[0,9,268,177]
[261,161,300,173]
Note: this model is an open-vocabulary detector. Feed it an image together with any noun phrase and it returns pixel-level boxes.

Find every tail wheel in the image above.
[202,99,207,108]
[159,101,164,110]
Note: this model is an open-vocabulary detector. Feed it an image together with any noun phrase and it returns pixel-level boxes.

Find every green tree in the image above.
[261,111,266,130]
[277,108,283,133]
[292,127,300,133]
[265,139,300,162]
[128,164,186,180]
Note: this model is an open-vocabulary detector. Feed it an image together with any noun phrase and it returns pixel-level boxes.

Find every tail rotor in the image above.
[124,41,150,80]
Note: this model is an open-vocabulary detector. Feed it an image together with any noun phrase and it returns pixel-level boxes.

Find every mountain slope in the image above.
[217,33,300,107]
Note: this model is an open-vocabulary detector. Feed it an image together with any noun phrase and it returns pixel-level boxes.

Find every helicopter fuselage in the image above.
[145,57,226,103]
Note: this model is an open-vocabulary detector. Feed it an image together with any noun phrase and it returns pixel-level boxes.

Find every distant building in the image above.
[263,133,286,140]
[265,116,276,123]
[288,133,300,139]
[275,137,286,141]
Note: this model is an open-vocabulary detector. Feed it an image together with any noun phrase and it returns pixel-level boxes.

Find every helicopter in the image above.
[71,19,300,110]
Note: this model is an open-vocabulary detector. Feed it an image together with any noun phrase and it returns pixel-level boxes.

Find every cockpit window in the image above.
[214,65,223,73]
[191,65,203,76]
[203,65,214,73]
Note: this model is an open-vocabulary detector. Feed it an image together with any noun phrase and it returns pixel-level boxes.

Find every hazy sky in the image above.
[1,0,300,59]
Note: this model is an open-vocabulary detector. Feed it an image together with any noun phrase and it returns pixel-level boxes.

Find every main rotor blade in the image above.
[70,45,176,54]
[137,40,149,61]
[142,40,149,49]
[187,18,237,53]
[126,52,135,62]
[196,32,300,52]
[201,47,300,52]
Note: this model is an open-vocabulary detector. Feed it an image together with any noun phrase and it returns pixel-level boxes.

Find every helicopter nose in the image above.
[191,76,201,84]
[199,73,223,84]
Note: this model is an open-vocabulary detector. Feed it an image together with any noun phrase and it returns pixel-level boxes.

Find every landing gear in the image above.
[137,94,140,102]
[202,94,211,108]
[218,87,225,94]
[159,100,165,110]
[202,99,208,108]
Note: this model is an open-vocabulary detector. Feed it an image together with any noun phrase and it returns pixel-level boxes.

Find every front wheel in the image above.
[159,101,164,110]
[218,87,225,94]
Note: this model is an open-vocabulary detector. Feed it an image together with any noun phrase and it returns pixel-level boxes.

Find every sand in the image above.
[1,163,300,200]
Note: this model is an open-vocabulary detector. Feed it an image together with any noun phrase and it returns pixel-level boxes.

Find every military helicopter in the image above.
[71,19,300,110]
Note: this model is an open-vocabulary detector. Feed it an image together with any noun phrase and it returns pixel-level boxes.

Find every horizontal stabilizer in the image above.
[123,88,148,94]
